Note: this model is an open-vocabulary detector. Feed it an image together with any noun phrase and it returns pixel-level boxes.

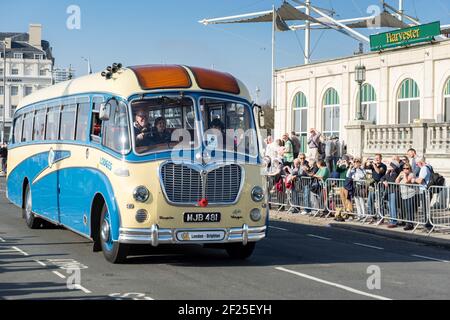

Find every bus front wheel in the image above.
[100,204,129,264]
[225,242,256,260]
[23,184,42,229]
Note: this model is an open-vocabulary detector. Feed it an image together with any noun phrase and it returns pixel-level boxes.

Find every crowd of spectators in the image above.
[263,129,446,231]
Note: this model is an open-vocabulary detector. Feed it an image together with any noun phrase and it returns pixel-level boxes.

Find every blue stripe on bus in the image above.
[7,153,121,241]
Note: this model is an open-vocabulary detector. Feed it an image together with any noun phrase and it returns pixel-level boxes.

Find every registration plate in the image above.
[176,230,226,242]
[184,212,221,223]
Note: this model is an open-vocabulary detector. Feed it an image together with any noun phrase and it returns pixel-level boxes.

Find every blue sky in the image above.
[1,0,449,103]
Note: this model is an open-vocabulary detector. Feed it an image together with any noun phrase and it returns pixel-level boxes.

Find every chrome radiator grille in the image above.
[161,163,242,204]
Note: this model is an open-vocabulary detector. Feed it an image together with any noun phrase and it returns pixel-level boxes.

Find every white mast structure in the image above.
[199,0,443,108]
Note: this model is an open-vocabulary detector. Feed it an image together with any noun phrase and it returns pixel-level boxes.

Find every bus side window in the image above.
[13,115,23,144]
[90,101,103,143]
[103,100,130,154]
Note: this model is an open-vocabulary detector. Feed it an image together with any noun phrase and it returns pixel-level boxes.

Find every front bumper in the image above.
[118,224,267,246]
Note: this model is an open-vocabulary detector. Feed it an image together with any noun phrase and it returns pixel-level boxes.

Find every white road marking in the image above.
[276,267,392,300]
[269,226,289,231]
[109,293,154,300]
[34,260,47,267]
[0,249,18,253]
[412,254,449,263]
[0,237,5,242]
[73,284,92,294]
[354,243,384,250]
[52,271,66,279]
[307,234,331,241]
[12,246,29,256]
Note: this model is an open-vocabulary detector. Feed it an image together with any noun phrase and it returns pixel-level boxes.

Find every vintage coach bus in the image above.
[6,64,268,263]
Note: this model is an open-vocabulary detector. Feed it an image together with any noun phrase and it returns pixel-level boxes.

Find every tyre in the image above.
[225,242,256,260]
[100,203,129,264]
[23,184,42,229]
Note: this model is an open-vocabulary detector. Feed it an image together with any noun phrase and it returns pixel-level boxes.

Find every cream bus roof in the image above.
[17,65,252,111]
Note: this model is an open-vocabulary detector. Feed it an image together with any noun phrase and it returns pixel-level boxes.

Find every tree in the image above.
[260,101,274,135]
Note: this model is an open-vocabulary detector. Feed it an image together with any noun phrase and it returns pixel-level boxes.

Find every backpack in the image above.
[426,165,446,189]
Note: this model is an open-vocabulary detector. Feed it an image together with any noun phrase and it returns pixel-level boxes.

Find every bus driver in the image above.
[133,110,152,147]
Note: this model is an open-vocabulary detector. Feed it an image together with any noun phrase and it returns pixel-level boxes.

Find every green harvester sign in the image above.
[370,21,441,51]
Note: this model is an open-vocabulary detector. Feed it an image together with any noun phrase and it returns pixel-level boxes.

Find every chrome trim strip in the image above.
[33,212,93,241]
[158,161,246,207]
[118,224,266,245]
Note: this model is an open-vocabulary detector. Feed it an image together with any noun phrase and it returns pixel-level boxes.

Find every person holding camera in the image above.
[365,154,387,220]
[347,158,367,220]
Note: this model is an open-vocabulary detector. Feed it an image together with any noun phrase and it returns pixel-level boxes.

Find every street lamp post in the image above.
[2,39,7,144]
[1,35,21,144]
[355,64,366,121]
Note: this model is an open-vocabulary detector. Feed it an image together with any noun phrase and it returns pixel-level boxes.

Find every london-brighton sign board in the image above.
[370,21,441,51]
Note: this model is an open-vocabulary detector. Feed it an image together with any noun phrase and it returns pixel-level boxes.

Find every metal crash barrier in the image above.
[266,175,449,234]
[376,182,430,231]
[428,186,450,233]
[266,176,289,211]
[288,177,326,216]
[325,178,378,222]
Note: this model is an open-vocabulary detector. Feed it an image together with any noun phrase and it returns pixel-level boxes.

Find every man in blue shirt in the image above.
[412,157,433,230]
[408,148,421,177]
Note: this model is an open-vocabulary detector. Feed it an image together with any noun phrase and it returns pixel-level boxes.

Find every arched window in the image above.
[323,88,340,137]
[292,91,308,152]
[444,78,450,122]
[398,79,420,124]
[358,83,377,123]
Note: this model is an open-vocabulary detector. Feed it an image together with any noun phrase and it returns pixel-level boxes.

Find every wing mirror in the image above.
[99,98,118,121]
[254,104,265,128]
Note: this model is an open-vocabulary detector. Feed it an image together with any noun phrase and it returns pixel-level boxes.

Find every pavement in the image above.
[270,210,450,250]
[1,177,450,300]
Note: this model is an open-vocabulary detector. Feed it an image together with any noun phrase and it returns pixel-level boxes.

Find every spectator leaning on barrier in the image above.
[411,157,435,231]
[290,132,301,160]
[381,156,403,228]
[395,163,418,231]
[365,154,387,220]
[297,153,310,176]
[412,157,432,187]
[305,160,329,216]
[346,158,367,220]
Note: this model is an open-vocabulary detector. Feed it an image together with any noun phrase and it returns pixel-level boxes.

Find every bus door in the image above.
[58,97,92,234]
[32,105,61,223]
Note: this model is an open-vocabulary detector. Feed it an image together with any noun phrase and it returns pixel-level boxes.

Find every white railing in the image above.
[426,123,450,154]
[364,125,414,154]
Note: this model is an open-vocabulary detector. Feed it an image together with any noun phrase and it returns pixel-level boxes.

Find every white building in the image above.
[53,67,75,84]
[275,38,450,176]
[0,24,54,141]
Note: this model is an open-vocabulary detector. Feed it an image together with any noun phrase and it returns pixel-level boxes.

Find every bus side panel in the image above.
[58,167,121,240]
[32,172,59,223]
[7,151,54,210]
[32,151,72,223]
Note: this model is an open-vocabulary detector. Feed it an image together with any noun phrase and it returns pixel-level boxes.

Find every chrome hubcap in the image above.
[101,219,111,243]
[25,190,32,220]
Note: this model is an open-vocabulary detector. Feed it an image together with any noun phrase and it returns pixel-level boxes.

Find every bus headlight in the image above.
[133,186,149,203]
[251,186,264,202]
[250,208,262,222]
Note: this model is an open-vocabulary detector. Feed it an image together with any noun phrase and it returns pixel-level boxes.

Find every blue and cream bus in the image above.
[7,64,268,263]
